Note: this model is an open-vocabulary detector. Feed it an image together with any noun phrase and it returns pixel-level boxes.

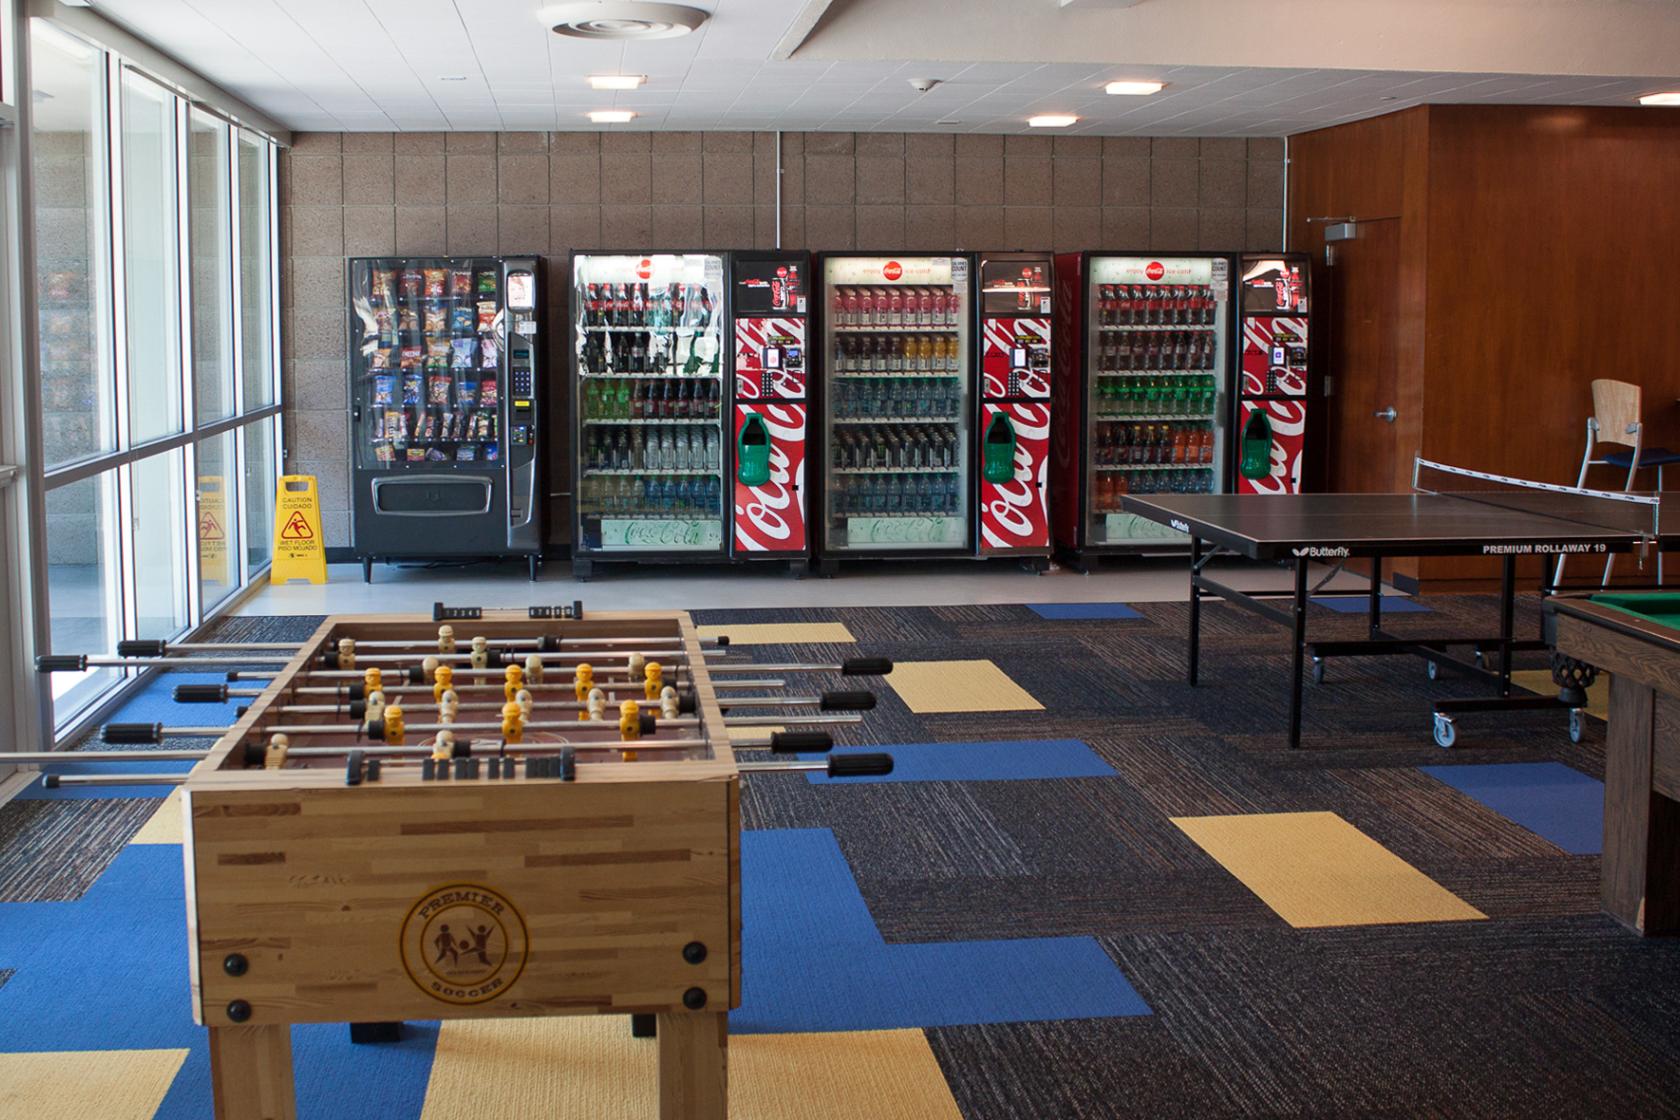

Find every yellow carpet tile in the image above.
[419,1018,960,1120]
[885,660,1043,714]
[697,622,856,646]
[0,1048,187,1120]
[129,790,183,845]
[1172,811,1487,929]
[1511,669,1608,720]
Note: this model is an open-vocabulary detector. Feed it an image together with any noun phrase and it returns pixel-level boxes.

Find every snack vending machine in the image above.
[1233,253,1312,494]
[1051,252,1232,568]
[730,253,812,571]
[976,252,1054,565]
[815,253,976,569]
[568,252,730,578]
[348,256,544,581]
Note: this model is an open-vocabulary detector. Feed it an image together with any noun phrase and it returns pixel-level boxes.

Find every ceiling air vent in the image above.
[545,2,709,40]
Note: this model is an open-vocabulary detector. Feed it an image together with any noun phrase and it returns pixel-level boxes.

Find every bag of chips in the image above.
[476,301,497,332]
[428,373,452,405]
[371,373,394,405]
[479,337,499,367]
[368,348,390,371]
[484,441,500,461]
[425,306,447,334]
[401,371,422,405]
[375,443,394,463]
[427,447,448,461]
[451,338,477,368]
[386,410,405,441]
[400,344,422,369]
[400,270,422,299]
[398,307,420,333]
[427,339,452,368]
[476,270,497,295]
[478,378,499,408]
[450,306,473,333]
[407,447,427,462]
[455,445,476,461]
[374,309,393,344]
[457,381,478,408]
[451,270,473,298]
[372,270,397,303]
[424,268,447,298]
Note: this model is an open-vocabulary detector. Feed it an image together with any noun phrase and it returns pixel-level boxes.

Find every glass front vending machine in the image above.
[815,253,976,572]
[348,255,544,581]
[1051,252,1232,570]
[568,252,729,579]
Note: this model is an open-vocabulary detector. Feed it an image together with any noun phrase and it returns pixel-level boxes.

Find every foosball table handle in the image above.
[117,639,168,657]
[173,683,229,703]
[840,657,894,677]
[828,752,894,777]
[768,731,832,754]
[35,654,88,673]
[820,690,877,711]
[103,722,164,745]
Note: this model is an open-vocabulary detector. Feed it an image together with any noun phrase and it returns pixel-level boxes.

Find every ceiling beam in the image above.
[772,0,841,60]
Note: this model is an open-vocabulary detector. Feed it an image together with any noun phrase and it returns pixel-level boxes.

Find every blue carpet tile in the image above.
[1027,602,1145,621]
[800,739,1116,784]
[1420,762,1604,855]
[1312,594,1431,614]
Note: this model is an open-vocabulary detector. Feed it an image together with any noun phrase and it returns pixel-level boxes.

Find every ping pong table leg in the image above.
[1290,556,1308,749]
[1368,557,1384,639]
[1497,554,1516,696]
[1188,536,1202,686]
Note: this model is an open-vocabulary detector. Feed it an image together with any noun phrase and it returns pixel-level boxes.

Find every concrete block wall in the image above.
[280,130,1286,549]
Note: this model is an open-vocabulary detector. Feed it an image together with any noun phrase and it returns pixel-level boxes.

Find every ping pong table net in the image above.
[1412,458,1661,541]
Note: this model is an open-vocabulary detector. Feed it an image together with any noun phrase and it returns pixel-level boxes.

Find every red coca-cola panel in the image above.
[732,401,808,553]
[735,317,806,401]
[1240,316,1308,398]
[1236,397,1306,495]
[981,317,1052,400]
[979,400,1051,553]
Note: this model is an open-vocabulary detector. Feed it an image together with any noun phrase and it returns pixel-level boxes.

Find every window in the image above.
[243,416,276,574]
[120,68,182,444]
[189,108,232,422]
[237,129,274,409]
[31,22,111,468]
[25,24,284,736]
[196,431,240,610]
[44,471,120,722]
[131,448,189,639]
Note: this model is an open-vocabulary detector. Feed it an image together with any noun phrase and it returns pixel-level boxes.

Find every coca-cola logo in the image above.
[1145,261,1165,281]
[636,259,653,280]
[882,260,903,281]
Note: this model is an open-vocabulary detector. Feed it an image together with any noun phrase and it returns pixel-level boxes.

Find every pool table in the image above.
[1548,593,1680,936]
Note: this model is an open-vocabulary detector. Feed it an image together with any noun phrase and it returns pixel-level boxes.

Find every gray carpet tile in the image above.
[0,798,160,902]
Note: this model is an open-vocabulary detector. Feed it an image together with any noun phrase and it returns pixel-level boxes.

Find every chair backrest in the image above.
[1591,379,1642,447]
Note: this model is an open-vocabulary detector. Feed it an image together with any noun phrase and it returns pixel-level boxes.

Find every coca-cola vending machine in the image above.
[814,253,978,571]
[977,252,1054,567]
[730,253,812,573]
[1233,253,1312,494]
[1051,252,1234,569]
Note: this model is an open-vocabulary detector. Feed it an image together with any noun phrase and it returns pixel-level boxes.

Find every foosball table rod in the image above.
[259,689,875,719]
[100,713,863,744]
[175,677,789,702]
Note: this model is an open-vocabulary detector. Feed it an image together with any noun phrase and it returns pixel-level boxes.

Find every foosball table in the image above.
[34,605,895,1119]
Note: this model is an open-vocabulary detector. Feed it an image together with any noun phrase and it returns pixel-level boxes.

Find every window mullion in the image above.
[177,98,195,435]
[228,124,244,418]
[105,52,129,456]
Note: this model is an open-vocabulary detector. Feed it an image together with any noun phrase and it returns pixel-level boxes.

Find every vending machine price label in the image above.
[602,519,724,550]
[846,517,964,545]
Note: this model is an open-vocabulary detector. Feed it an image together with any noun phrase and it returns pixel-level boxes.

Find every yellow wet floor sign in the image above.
[271,475,327,584]
[197,475,227,584]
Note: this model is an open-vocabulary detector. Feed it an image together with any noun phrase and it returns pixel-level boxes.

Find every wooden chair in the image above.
[1558,379,1678,584]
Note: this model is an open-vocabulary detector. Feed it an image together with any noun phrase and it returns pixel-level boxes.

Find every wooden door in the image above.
[1320,217,1404,494]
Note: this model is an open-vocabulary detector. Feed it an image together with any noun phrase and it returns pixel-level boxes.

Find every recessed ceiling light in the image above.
[1028,114,1078,128]
[439,75,468,82]
[544,2,707,40]
[589,74,646,90]
[588,109,637,123]
[1639,91,1680,106]
[1105,80,1164,96]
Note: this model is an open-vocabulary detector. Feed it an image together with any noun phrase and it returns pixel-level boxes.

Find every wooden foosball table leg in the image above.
[657,1011,728,1120]
[209,1025,297,1120]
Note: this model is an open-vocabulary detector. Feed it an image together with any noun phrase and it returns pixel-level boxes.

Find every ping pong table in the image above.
[1120,461,1667,749]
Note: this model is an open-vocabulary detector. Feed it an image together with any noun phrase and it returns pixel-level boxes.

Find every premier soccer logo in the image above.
[399,883,528,1005]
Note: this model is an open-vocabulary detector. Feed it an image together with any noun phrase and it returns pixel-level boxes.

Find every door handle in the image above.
[1374,407,1397,423]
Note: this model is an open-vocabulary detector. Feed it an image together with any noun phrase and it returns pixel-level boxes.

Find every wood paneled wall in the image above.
[1288,105,1680,590]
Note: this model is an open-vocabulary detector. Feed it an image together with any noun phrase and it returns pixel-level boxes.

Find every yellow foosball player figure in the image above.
[470,635,491,670]
[524,653,544,684]
[574,663,594,702]
[363,667,383,697]
[501,700,525,744]
[504,664,525,702]
[382,704,405,745]
[619,699,641,761]
[433,664,454,705]
[643,661,663,700]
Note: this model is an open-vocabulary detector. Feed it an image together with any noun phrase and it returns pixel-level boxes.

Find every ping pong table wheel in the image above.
[1310,657,1325,685]
[1568,709,1585,744]
[1425,659,1440,682]
[1432,713,1456,749]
